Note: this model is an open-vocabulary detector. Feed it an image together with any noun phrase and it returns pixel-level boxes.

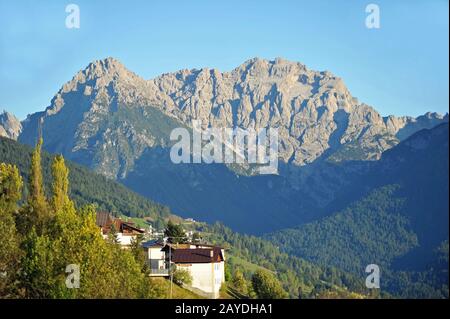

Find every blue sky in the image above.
[0,0,448,120]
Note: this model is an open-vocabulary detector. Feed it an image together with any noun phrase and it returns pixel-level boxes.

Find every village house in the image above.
[142,240,226,299]
[95,211,145,247]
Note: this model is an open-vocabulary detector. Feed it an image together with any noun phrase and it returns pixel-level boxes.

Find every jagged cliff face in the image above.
[12,57,449,232]
[19,58,175,178]
[146,57,448,165]
[149,58,448,165]
[18,57,448,179]
[0,111,22,140]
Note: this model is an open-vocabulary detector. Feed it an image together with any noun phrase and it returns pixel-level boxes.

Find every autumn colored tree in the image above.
[251,269,287,299]
[17,138,50,236]
[0,163,23,297]
[232,269,248,295]
[9,143,164,299]
[51,155,72,213]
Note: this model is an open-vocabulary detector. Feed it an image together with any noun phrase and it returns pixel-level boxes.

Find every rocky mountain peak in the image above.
[0,110,22,140]
[42,57,149,117]
[63,57,143,92]
[18,57,449,179]
[81,57,136,81]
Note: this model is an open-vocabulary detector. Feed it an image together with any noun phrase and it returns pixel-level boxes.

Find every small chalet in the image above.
[96,211,145,247]
[142,240,225,298]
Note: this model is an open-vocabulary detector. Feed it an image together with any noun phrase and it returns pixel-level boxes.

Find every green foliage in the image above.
[251,269,287,299]
[0,163,22,296]
[192,232,202,242]
[130,234,149,274]
[51,155,71,212]
[164,221,186,243]
[27,138,50,235]
[231,269,248,295]
[199,222,368,298]
[0,163,23,212]
[224,263,232,282]
[267,186,418,273]
[172,268,193,287]
[0,141,166,298]
[267,185,448,298]
[107,222,120,245]
[382,240,449,298]
[0,136,171,222]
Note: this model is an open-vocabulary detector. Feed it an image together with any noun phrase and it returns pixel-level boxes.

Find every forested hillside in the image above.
[1,137,373,299]
[266,124,449,298]
[197,222,379,298]
[0,136,171,227]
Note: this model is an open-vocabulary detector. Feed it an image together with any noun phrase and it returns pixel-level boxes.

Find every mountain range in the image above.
[0,111,21,140]
[1,57,448,298]
[14,57,448,172]
[4,57,446,233]
[266,123,449,297]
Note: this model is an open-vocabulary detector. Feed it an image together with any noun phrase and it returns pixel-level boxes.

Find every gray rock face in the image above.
[15,57,449,232]
[147,58,447,164]
[0,110,22,140]
[19,57,448,178]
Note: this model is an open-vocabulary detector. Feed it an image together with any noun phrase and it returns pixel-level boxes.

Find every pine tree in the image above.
[164,220,186,243]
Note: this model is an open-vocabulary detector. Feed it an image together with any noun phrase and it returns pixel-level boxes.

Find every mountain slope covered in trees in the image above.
[0,136,171,227]
[266,124,449,298]
[15,57,448,234]
[1,136,376,299]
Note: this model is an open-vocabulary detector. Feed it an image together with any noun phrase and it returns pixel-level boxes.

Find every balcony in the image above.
[148,269,169,276]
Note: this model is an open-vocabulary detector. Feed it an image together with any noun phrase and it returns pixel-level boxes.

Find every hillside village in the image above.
[95,211,225,298]
[2,122,448,299]
[1,1,448,305]
[0,135,328,299]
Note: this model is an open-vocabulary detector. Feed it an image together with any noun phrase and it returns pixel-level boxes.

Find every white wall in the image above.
[178,261,225,299]
[147,247,166,270]
[101,233,136,247]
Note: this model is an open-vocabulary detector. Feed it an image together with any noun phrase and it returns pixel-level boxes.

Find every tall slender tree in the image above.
[51,155,72,213]
[27,138,50,234]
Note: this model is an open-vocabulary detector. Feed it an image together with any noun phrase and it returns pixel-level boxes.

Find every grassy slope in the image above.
[149,278,202,299]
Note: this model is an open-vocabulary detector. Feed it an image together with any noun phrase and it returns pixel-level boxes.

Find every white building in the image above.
[143,241,169,276]
[142,241,226,299]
